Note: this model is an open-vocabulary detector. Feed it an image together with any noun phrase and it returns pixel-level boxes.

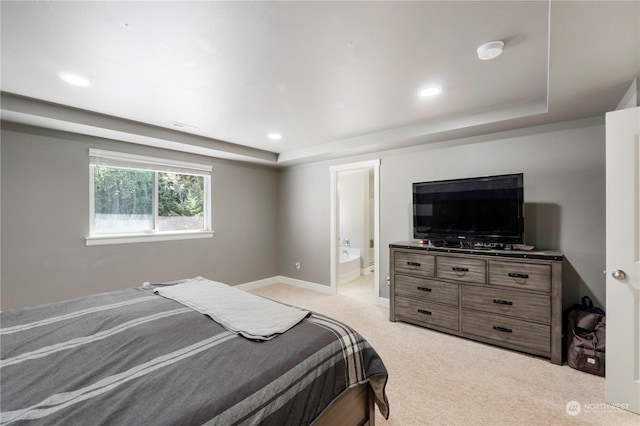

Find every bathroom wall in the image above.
[338,169,368,269]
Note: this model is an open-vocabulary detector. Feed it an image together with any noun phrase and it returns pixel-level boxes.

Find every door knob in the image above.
[612,270,627,280]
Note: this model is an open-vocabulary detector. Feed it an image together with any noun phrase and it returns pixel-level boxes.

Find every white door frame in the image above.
[330,159,381,305]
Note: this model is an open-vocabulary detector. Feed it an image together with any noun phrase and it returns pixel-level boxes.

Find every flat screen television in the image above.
[413,173,524,245]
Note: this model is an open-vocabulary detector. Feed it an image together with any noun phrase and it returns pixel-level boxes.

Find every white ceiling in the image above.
[1,1,638,166]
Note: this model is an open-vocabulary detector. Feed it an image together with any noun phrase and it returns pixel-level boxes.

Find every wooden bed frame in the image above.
[313,383,376,426]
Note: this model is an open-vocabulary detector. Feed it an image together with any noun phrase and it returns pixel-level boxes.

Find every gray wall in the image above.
[2,115,608,311]
[277,163,330,283]
[1,123,280,309]
[278,116,606,309]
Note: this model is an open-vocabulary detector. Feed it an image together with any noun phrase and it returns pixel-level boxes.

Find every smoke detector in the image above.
[477,41,504,60]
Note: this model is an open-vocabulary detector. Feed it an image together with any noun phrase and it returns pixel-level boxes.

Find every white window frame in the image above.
[86,149,213,246]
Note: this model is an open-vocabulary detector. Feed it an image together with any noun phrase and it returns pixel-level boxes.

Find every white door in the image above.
[605,106,640,414]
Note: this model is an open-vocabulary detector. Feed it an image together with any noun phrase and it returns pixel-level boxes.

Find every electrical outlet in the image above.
[295,261,301,270]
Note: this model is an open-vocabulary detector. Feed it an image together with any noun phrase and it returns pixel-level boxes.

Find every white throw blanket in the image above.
[153,277,310,340]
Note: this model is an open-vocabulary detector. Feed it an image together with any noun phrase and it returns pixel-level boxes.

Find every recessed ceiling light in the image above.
[267,133,282,141]
[58,72,91,87]
[418,86,442,98]
[477,41,504,60]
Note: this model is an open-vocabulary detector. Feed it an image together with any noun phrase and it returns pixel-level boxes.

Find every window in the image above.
[87,149,213,245]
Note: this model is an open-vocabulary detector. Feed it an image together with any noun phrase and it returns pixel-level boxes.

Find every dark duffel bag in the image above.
[566,296,606,376]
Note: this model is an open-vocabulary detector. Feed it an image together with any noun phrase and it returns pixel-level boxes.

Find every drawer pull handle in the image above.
[417,286,432,292]
[493,299,513,306]
[452,267,469,272]
[508,273,529,279]
[417,309,432,315]
[407,261,421,267]
[493,326,513,333]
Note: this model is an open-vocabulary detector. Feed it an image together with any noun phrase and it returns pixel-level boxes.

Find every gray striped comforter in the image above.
[0,286,389,425]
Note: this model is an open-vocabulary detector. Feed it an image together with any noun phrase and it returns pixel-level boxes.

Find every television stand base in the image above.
[419,240,513,250]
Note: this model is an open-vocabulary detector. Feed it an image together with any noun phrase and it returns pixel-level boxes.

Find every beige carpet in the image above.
[249,276,638,426]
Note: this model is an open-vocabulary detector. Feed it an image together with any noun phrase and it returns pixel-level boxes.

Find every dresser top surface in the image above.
[390,241,563,261]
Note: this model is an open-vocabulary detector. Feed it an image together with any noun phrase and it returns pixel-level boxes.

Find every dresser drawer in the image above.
[436,256,486,284]
[395,296,459,331]
[461,286,550,323]
[394,251,435,277]
[395,274,459,307]
[461,310,550,354]
[489,260,551,292]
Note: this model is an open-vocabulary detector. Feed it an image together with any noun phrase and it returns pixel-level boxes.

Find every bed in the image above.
[0,278,389,425]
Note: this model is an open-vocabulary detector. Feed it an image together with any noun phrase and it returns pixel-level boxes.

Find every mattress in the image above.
[0,285,389,425]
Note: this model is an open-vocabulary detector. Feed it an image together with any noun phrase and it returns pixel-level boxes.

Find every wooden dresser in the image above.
[389,241,563,364]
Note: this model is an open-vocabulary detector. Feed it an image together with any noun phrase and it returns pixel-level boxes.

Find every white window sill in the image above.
[86,231,214,246]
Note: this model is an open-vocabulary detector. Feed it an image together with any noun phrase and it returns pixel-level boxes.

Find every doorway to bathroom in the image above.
[329,160,381,305]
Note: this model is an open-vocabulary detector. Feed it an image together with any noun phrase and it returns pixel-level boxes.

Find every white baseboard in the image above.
[280,276,335,294]
[235,276,282,290]
[376,296,390,309]
[237,276,333,294]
